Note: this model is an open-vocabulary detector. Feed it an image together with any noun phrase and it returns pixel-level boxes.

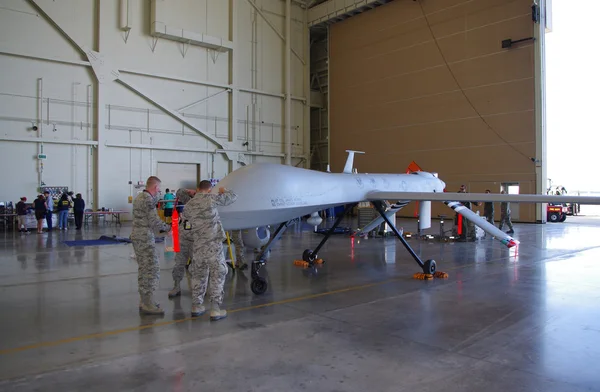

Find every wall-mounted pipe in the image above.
[119,0,131,31]
[245,105,250,149]
[211,154,215,178]
[284,0,292,165]
[37,78,43,187]
[87,84,93,206]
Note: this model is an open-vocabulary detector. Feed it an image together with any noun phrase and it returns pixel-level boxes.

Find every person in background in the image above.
[43,191,53,232]
[499,190,515,234]
[456,184,480,241]
[57,193,71,230]
[228,230,247,270]
[483,189,494,225]
[16,197,29,234]
[73,193,85,230]
[163,188,175,224]
[131,176,171,315]
[33,195,47,234]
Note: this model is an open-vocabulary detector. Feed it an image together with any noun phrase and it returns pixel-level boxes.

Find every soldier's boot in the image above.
[191,304,206,317]
[139,295,164,315]
[210,304,227,321]
[168,282,181,298]
[138,299,160,310]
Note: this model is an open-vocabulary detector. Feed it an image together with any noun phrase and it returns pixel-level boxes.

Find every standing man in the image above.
[163,188,175,224]
[483,189,495,225]
[131,176,171,315]
[73,193,85,230]
[498,190,515,234]
[168,188,197,298]
[456,185,479,241]
[43,191,53,232]
[184,180,237,320]
[16,197,28,233]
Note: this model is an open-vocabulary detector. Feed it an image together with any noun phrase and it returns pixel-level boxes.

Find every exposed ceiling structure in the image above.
[304,0,395,31]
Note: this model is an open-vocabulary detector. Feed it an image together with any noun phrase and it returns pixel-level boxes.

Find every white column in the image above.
[534,0,547,223]
[284,0,292,165]
[94,0,108,210]
[303,4,310,168]
[229,0,239,172]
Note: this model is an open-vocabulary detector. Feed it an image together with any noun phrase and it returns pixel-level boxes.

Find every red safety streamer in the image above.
[457,214,463,235]
[171,198,180,252]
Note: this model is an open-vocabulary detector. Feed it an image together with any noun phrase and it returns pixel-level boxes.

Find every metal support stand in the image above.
[303,204,355,264]
[372,201,437,274]
[250,220,294,295]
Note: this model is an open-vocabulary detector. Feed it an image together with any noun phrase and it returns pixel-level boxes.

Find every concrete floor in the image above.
[1,215,600,391]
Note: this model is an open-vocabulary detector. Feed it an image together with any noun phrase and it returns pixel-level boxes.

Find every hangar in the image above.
[2,0,599,391]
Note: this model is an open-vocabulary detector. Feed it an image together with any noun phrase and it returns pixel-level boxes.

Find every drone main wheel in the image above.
[303,249,317,263]
[423,259,437,275]
[251,278,268,295]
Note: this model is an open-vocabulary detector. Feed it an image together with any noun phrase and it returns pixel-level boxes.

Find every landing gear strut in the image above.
[372,201,437,274]
[250,220,294,295]
[302,204,356,265]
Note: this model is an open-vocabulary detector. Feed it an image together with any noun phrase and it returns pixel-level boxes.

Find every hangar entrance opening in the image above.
[546,0,600,217]
[503,183,521,220]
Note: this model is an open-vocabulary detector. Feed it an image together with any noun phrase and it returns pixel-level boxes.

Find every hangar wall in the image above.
[329,0,539,222]
[0,0,309,214]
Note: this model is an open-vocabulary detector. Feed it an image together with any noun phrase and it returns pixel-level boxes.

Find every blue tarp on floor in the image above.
[63,235,165,247]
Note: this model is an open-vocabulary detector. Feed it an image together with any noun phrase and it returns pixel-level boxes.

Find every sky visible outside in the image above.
[546,0,599,193]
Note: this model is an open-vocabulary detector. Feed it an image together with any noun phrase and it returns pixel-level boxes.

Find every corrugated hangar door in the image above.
[329,0,548,223]
[156,162,200,191]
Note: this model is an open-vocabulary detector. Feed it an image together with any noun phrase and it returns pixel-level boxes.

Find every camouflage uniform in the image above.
[131,190,170,313]
[184,190,237,318]
[230,229,246,267]
[175,188,193,212]
[499,201,514,233]
[169,189,195,296]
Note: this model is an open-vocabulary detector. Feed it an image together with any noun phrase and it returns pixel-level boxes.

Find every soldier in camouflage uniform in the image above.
[498,190,515,234]
[168,188,197,298]
[131,176,171,315]
[228,230,247,270]
[183,180,237,320]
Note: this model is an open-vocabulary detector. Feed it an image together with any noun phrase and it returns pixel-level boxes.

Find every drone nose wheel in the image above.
[303,249,317,263]
[251,278,268,295]
[422,259,436,275]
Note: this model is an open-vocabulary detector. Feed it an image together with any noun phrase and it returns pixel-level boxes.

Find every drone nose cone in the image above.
[438,179,446,192]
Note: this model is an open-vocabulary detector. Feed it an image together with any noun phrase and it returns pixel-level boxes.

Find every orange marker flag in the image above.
[171,199,180,252]
[406,161,422,174]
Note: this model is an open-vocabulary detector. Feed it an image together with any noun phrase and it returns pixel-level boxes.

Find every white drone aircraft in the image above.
[194,150,600,294]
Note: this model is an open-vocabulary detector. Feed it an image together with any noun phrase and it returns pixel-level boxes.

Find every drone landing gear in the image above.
[372,201,437,275]
[250,220,294,295]
[302,204,356,265]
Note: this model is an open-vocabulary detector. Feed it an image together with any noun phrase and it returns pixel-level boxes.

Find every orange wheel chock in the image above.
[412,272,433,280]
[293,260,309,268]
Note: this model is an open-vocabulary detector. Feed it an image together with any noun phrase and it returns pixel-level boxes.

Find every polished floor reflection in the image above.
[1,216,600,391]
